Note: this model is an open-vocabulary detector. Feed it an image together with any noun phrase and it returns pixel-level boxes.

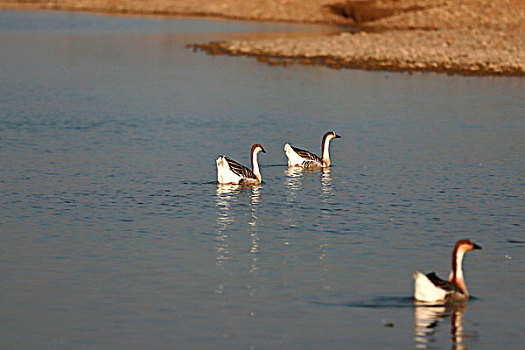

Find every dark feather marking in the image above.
[291,146,323,166]
[426,272,463,294]
[225,157,256,180]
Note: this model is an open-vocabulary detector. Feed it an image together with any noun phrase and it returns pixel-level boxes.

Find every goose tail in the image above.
[284,143,295,166]
[216,156,229,183]
[414,271,447,302]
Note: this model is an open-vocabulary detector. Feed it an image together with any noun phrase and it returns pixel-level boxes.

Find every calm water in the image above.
[1,10,524,349]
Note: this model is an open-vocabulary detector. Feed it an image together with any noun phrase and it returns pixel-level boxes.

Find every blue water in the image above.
[0,9,524,349]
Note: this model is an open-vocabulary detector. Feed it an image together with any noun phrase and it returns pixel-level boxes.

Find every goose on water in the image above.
[414,239,482,303]
[284,131,341,168]
[216,144,266,185]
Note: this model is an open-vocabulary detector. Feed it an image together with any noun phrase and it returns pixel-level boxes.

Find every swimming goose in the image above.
[216,144,266,184]
[414,239,482,303]
[284,131,341,168]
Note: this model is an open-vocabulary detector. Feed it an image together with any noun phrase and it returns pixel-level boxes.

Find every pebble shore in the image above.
[194,26,524,76]
[2,0,523,76]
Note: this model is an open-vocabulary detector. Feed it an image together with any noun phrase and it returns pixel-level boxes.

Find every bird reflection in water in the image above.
[284,166,331,213]
[247,185,261,274]
[248,185,261,229]
[285,167,303,199]
[321,167,333,198]
[285,166,333,197]
[414,301,469,350]
[215,184,262,271]
[319,168,333,262]
[284,167,333,263]
[283,167,303,230]
[215,184,236,269]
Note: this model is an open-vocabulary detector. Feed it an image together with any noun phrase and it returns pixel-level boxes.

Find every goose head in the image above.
[323,131,341,144]
[454,239,482,255]
[251,144,266,155]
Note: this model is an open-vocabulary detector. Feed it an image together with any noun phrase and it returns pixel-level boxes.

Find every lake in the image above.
[0,9,524,349]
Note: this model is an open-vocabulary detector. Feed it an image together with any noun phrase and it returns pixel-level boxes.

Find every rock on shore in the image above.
[2,0,523,76]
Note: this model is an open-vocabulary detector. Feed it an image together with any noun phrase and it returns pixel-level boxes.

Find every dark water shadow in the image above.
[312,295,414,309]
[180,180,218,185]
[323,295,479,309]
[262,163,288,168]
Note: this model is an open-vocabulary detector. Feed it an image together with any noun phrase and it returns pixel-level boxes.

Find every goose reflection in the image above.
[414,301,468,350]
[285,166,333,200]
[321,167,333,197]
[319,168,333,263]
[215,184,262,270]
[247,185,262,273]
[215,184,237,268]
[248,185,261,228]
[284,167,334,262]
[285,167,303,199]
[283,167,303,230]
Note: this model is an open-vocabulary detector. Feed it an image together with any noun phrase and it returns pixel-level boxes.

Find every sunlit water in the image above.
[0,10,524,349]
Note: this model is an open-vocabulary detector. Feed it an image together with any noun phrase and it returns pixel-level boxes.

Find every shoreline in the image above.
[1,1,523,77]
[190,41,524,77]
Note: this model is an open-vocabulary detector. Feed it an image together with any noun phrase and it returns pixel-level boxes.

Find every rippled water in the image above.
[1,10,524,349]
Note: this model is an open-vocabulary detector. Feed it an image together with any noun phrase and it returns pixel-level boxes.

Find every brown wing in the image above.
[291,146,323,166]
[225,157,257,180]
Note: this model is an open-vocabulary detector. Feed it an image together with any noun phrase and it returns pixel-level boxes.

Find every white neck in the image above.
[449,247,469,297]
[322,136,333,166]
[251,150,261,181]
[454,250,465,280]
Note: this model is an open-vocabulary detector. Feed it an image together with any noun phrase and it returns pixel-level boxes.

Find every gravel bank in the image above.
[2,0,524,76]
[193,26,523,76]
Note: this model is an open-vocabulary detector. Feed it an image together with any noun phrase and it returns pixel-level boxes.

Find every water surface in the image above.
[0,10,524,349]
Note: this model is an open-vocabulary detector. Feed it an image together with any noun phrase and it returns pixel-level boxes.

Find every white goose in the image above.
[284,131,341,168]
[414,239,482,303]
[216,144,266,185]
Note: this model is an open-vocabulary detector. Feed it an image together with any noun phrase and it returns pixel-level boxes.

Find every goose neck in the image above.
[251,150,261,179]
[451,247,469,298]
[321,137,332,166]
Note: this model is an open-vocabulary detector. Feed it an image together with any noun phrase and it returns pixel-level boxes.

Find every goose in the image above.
[414,239,482,303]
[284,131,341,168]
[216,144,266,184]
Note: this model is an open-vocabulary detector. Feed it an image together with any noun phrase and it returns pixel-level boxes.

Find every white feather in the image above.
[216,156,242,184]
[284,143,306,167]
[413,271,448,302]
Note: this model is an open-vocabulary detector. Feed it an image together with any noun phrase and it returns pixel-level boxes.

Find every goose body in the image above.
[216,144,265,185]
[414,239,482,303]
[284,131,340,168]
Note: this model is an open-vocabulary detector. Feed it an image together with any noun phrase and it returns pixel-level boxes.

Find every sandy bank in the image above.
[1,0,523,76]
